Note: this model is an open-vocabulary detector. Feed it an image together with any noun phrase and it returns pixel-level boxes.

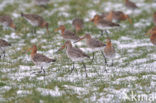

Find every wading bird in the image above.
[57,40,90,77]
[55,25,80,42]
[72,18,84,33]
[0,15,16,30]
[27,45,56,75]
[74,34,106,63]
[104,38,115,66]
[125,0,138,10]
[21,13,49,34]
[90,14,120,36]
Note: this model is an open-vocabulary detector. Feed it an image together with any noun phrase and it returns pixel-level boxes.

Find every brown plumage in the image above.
[29,45,56,74]
[91,14,120,30]
[21,13,49,33]
[0,15,16,30]
[125,0,138,9]
[55,25,80,41]
[35,0,49,6]
[153,12,156,26]
[147,31,156,45]
[75,34,106,51]
[104,38,115,66]
[72,18,84,33]
[150,32,156,45]
[74,34,106,63]
[104,39,115,58]
[0,39,11,47]
[111,11,132,23]
[0,39,11,58]
[57,41,89,77]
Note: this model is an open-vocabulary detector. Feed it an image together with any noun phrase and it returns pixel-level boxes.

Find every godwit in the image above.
[21,13,49,34]
[125,0,138,10]
[107,11,132,24]
[145,30,156,46]
[28,45,56,75]
[74,34,106,63]
[72,18,84,33]
[104,38,115,66]
[35,0,49,7]
[90,14,120,36]
[57,40,90,77]
[153,12,156,26]
[0,39,11,58]
[55,25,80,42]
[0,15,16,30]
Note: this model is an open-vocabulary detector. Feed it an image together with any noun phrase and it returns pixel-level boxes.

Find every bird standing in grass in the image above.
[107,11,132,24]
[74,34,106,63]
[55,25,80,42]
[72,18,84,33]
[125,0,138,10]
[0,39,11,58]
[90,14,120,36]
[28,45,56,75]
[57,41,90,77]
[21,13,49,34]
[104,38,115,66]
[0,15,16,30]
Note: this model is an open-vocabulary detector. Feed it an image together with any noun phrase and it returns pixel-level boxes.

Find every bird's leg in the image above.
[82,62,88,77]
[101,51,107,65]
[111,59,114,66]
[100,30,104,36]
[3,50,5,58]
[91,52,95,63]
[33,27,37,34]
[70,62,75,73]
[105,30,109,37]
[41,66,45,76]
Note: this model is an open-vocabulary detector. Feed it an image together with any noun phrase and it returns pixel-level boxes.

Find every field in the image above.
[0,0,156,103]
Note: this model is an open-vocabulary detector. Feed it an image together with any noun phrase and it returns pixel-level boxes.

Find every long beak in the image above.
[54,28,59,32]
[56,44,65,53]
[74,36,86,43]
[128,18,132,24]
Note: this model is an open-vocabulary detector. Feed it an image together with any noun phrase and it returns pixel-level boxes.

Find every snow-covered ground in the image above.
[0,0,156,102]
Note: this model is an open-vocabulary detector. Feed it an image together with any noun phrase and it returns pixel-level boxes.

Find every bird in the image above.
[0,15,16,30]
[27,45,56,75]
[125,0,138,10]
[153,12,156,26]
[105,11,132,24]
[0,39,11,58]
[55,25,80,42]
[57,40,90,77]
[90,14,120,36]
[21,13,49,34]
[145,30,156,46]
[72,18,84,33]
[104,38,115,66]
[35,0,49,7]
[145,26,156,35]
[74,33,106,63]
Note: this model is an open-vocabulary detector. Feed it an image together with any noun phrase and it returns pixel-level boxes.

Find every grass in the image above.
[0,0,156,103]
